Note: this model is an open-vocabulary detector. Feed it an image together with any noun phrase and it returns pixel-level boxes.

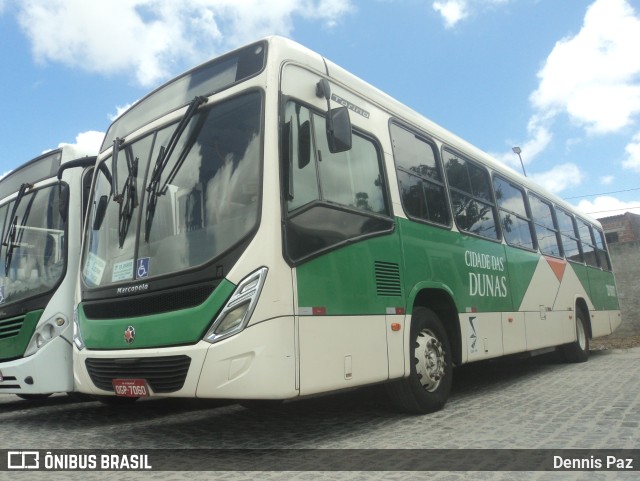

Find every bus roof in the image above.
[0,145,96,201]
[100,35,599,227]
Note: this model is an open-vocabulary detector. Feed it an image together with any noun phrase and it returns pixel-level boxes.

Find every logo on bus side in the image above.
[465,250,508,298]
[330,93,370,119]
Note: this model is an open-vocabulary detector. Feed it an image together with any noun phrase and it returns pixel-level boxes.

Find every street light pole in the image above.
[512,146,527,177]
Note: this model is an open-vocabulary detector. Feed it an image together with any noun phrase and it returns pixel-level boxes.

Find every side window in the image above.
[493,176,535,250]
[390,123,449,226]
[313,113,388,215]
[576,218,599,268]
[557,209,583,263]
[593,227,612,271]
[528,194,561,257]
[285,101,389,216]
[285,103,318,212]
[282,100,393,264]
[444,149,499,240]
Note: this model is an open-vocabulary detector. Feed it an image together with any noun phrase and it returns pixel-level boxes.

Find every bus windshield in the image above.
[82,91,263,288]
[0,185,66,305]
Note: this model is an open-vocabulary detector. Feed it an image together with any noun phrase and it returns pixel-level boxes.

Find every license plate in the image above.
[112,378,149,397]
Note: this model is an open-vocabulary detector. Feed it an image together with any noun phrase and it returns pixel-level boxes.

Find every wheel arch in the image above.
[409,283,462,366]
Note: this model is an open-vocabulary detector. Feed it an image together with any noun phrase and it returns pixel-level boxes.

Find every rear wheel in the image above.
[562,310,589,363]
[386,307,452,414]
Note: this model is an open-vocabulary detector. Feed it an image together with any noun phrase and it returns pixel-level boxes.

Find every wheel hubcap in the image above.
[415,329,446,392]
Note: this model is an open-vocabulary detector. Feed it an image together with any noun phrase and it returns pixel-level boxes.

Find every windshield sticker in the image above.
[136,257,150,279]
[112,259,134,282]
[84,252,106,286]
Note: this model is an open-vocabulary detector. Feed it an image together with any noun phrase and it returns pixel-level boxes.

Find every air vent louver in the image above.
[374,261,402,297]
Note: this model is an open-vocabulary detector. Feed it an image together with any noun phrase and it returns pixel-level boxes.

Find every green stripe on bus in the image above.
[0,310,43,361]
[79,280,235,349]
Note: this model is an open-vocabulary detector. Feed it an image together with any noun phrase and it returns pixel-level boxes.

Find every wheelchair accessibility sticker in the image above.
[136,257,150,279]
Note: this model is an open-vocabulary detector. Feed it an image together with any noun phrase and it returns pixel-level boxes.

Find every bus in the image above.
[73,37,620,413]
[0,146,96,399]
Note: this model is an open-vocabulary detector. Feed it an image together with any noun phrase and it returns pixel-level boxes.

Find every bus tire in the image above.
[386,307,452,414]
[562,310,589,363]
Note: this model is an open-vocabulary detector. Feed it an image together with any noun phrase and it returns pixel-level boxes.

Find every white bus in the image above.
[0,146,96,399]
[73,37,620,413]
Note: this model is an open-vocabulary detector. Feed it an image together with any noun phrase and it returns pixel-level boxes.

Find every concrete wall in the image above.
[608,241,640,337]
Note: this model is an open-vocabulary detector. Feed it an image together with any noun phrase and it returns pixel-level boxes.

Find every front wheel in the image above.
[561,310,589,363]
[386,307,452,414]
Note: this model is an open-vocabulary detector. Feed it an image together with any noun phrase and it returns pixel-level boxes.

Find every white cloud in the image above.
[58,130,105,156]
[622,131,640,172]
[600,175,614,185]
[431,0,510,28]
[576,196,640,219]
[490,114,552,170]
[432,0,468,28]
[508,0,640,183]
[16,0,353,87]
[530,0,640,134]
[529,163,583,195]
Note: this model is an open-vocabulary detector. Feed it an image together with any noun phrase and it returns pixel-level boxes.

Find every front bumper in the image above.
[74,316,297,400]
[0,335,74,395]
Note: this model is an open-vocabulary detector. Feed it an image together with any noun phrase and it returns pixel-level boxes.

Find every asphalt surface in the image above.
[1,347,639,480]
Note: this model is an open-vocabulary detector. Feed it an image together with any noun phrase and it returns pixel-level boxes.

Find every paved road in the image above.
[1,347,639,480]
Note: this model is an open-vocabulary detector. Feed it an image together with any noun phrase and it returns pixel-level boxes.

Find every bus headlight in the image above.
[204,267,268,344]
[72,306,85,351]
[23,314,68,357]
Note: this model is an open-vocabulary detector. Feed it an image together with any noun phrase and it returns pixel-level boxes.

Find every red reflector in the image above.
[396,307,405,315]
[312,307,326,315]
[391,323,401,331]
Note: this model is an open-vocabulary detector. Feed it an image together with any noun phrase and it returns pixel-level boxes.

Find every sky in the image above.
[1,0,640,220]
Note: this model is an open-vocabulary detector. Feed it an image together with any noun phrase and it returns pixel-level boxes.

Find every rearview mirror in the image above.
[327,106,352,153]
[92,195,109,231]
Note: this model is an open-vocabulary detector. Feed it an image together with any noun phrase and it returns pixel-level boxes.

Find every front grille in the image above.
[83,284,215,319]
[85,355,191,393]
[0,375,20,390]
[0,316,24,340]
[374,261,402,297]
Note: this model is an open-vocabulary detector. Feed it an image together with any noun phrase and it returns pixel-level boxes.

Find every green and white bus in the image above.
[73,37,620,413]
[0,146,95,399]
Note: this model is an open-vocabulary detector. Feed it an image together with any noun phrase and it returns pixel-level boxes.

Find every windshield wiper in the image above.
[144,95,207,241]
[2,182,33,275]
[3,216,18,276]
[117,147,139,248]
[111,137,124,200]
